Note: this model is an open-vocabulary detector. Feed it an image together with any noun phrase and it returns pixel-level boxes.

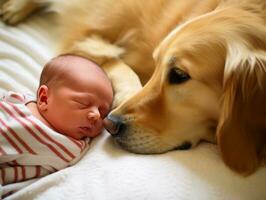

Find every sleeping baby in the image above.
[0,54,113,197]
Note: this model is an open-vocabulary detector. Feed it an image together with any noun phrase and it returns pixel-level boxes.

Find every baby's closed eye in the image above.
[73,99,92,109]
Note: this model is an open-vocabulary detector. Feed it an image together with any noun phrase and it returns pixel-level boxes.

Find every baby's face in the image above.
[40,62,113,139]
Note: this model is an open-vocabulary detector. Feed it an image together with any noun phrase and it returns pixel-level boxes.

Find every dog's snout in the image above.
[103,115,126,136]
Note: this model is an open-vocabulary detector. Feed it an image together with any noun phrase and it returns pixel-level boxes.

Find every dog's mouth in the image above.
[114,136,166,154]
[104,114,193,154]
[110,125,172,154]
[114,136,193,154]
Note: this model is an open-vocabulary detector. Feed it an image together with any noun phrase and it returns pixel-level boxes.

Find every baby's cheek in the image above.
[97,120,105,132]
[88,120,103,138]
[99,119,104,127]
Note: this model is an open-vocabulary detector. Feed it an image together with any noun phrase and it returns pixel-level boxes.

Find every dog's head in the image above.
[105,5,266,175]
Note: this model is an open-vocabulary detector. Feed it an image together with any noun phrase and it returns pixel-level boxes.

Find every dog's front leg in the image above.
[102,59,142,108]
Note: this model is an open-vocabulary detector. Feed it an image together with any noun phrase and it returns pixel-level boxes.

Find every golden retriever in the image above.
[1,0,266,175]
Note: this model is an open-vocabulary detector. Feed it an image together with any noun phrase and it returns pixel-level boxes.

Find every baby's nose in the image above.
[87,108,101,122]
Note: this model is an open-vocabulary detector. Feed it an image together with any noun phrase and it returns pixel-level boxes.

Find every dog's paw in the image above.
[112,93,130,108]
[0,0,36,25]
[112,89,141,108]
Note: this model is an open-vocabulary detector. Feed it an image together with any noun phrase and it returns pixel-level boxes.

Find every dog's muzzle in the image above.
[103,115,127,136]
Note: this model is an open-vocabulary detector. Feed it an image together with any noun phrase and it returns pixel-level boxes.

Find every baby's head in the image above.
[37,54,113,139]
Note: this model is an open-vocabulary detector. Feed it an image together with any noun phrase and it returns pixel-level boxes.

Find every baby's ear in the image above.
[37,85,49,111]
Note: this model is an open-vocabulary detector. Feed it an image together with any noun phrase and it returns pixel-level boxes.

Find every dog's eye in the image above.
[168,67,190,84]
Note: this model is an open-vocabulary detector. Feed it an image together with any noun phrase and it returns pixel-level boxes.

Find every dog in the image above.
[1,0,266,175]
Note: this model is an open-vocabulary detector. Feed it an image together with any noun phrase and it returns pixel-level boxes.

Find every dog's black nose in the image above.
[103,115,126,136]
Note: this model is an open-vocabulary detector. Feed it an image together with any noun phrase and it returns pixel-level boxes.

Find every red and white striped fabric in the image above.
[0,91,90,186]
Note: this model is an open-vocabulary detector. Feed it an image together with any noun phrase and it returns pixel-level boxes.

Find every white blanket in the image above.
[0,13,266,200]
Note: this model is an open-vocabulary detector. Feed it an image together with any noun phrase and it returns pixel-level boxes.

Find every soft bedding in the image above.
[0,13,266,200]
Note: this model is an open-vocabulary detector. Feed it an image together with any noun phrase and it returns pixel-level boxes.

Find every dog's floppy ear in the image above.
[217,46,266,175]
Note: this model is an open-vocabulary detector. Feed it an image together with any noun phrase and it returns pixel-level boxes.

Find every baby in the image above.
[29,54,113,139]
[0,55,113,196]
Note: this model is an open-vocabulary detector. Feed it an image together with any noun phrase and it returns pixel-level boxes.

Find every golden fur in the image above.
[1,0,266,175]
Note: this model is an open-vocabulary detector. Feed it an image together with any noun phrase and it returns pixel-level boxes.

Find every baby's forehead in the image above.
[55,55,99,70]
[53,55,105,77]
[51,55,111,87]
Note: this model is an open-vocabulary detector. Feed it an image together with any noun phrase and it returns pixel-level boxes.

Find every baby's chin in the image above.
[76,127,102,139]
[64,131,84,140]
[85,129,103,138]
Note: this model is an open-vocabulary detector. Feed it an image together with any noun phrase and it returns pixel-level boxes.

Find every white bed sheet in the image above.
[0,13,266,200]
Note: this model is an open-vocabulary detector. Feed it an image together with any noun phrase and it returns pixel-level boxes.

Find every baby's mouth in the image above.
[79,126,92,135]
[81,126,91,130]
